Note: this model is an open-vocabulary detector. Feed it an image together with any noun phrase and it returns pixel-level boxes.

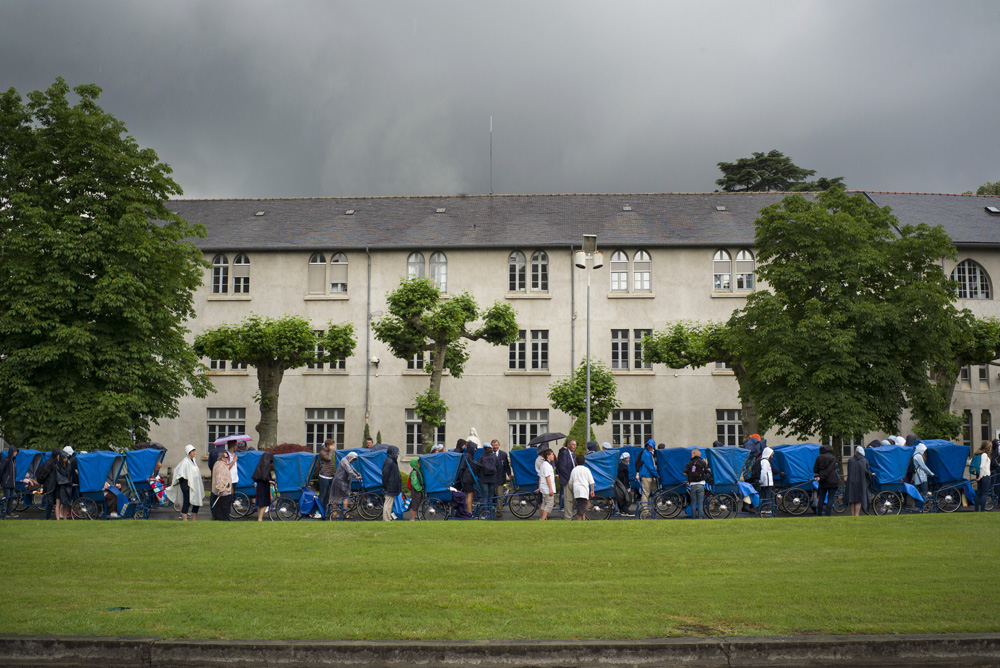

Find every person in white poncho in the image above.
[165,445,205,521]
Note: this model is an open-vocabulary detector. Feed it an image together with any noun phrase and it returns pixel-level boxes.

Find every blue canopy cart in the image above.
[71,452,126,519]
[228,449,265,518]
[581,449,621,519]
[917,439,973,513]
[334,448,391,520]
[865,444,928,515]
[770,444,821,515]
[653,447,698,519]
[269,452,319,521]
[415,450,463,520]
[503,447,546,519]
[122,448,166,519]
[704,446,755,519]
[1,449,48,512]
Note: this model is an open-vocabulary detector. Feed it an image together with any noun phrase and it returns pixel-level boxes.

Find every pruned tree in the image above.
[373,277,519,451]
[716,149,843,192]
[548,358,620,444]
[0,78,213,448]
[194,314,356,448]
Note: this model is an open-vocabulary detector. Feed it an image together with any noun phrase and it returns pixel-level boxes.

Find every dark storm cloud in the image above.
[2,0,999,198]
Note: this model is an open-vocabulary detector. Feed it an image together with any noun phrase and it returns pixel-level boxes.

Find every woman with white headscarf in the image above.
[845,446,873,516]
[165,445,205,521]
[330,452,363,519]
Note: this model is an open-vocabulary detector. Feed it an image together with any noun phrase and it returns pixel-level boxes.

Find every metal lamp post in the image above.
[574,235,603,443]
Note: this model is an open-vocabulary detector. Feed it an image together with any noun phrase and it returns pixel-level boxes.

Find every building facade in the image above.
[149,192,1000,469]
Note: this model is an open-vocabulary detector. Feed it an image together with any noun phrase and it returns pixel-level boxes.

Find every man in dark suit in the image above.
[557,440,577,519]
[491,439,512,518]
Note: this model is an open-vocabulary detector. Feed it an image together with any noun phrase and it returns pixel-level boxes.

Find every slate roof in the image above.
[167,191,1000,252]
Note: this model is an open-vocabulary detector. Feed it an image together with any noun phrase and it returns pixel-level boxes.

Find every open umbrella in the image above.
[528,432,566,447]
[213,434,253,446]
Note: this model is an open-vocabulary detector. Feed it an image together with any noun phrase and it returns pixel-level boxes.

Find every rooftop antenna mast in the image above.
[489,115,493,195]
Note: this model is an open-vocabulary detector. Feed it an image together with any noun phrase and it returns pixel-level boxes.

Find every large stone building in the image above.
[149,191,1000,467]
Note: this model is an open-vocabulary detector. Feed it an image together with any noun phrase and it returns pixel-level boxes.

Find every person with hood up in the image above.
[586,441,600,454]
[33,449,61,520]
[211,450,233,521]
[635,440,658,515]
[409,457,425,521]
[911,443,935,500]
[813,444,839,516]
[615,452,632,514]
[166,445,205,521]
[331,452,363,519]
[557,440,576,519]
[381,445,401,521]
[477,443,500,518]
[845,446,873,516]
[54,448,74,520]
[252,451,274,521]
[455,439,479,516]
[758,447,776,516]
[1,448,18,518]
[685,448,710,519]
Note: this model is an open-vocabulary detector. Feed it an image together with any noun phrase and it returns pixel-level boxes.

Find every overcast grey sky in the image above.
[2,1,998,199]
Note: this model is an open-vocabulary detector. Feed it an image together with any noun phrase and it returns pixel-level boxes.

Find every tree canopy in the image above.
[975,180,1000,196]
[0,78,213,448]
[194,315,356,448]
[373,277,519,451]
[548,358,620,428]
[715,149,844,192]
[728,187,964,448]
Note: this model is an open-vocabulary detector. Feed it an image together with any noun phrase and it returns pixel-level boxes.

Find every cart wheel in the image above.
[73,497,100,520]
[832,490,847,514]
[13,492,27,512]
[935,487,962,513]
[507,492,538,519]
[230,492,250,519]
[357,493,383,521]
[782,488,811,516]
[585,496,614,520]
[476,505,494,520]
[653,492,683,519]
[637,505,653,520]
[986,491,997,512]
[421,498,450,520]
[129,504,149,520]
[269,496,298,521]
[873,491,902,515]
[325,502,343,520]
[706,493,738,519]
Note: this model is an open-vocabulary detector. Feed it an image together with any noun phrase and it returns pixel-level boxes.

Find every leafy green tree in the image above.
[975,180,1000,196]
[194,315,356,448]
[728,187,963,462]
[376,430,383,444]
[373,277,519,452]
[362,422,372,447]
[548,359,620,441]
[565,417,597,456]
[716,150,844,193]
[0,78,213,448]
[644,322,762,437]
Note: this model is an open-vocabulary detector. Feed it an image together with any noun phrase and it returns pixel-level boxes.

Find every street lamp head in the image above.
[582,234,598,254]
[574,250,587,269]
[591,250,604,269]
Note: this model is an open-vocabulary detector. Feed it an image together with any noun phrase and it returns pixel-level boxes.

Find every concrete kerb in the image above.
[1,633,999,667]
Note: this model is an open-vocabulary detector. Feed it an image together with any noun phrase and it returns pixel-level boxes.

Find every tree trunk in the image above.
[255,362,284,449]
[419,344,447,454]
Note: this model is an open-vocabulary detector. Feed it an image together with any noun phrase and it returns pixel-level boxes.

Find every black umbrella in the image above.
[528,432,566,448]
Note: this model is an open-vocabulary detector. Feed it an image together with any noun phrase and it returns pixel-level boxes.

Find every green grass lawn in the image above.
[1,514,997,640]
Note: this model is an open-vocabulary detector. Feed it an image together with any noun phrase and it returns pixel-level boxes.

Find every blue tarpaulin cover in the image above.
[298,488,322,515]
[77,452,124,493]
[583,450,618,493]
[602,446,643,491]
[234,450,265,493]
[920,440,970,484]
[771,444,821,486]
[274,452,317,492]
[738,481,760,506]
[124,449,164,482]
[6,449,45,483]
[419,451,463,494]
[510,448,539,487]
[902,482,927,507]
[336,448,388,489]
[655,447,699,486]
[865,445,912,485]
[705,447,750,486]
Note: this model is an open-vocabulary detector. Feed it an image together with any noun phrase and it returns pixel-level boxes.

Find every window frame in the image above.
[716,409,743,446]
[951,259,992,300]
[508,251,527,293]
[207,407,246,449]
[507,409,549,448]
[612,409,653,446]
[212,254,229,295]
[305,408,345,452]
[405,408,446,455]
[610,250,629,292]
[632,250,651,292]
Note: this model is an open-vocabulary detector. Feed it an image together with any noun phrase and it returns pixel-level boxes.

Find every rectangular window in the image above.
[407,353,425,371]
[982,410,992,443]
[306,331,345,371]
[507,409,548,448]
[232,361,247,371]
[962,410,973,447]
[209,358,227,371]
[405,409,445,456]
[715,361,731,371]
[509,330,527,371]
[960,366,971,383]
[233,267,250,295]
[822,434,863,461]
[207,408,245,449]
[531,330,548,370]
[530,254,548,292]
[716,409,743,447]
[509,258,526,293]
[979,365,990,384]
[612,409,653,446]
[633,329,652,370]
[329,257,348,294]
[305,408,345,452]
[611,329,630,369]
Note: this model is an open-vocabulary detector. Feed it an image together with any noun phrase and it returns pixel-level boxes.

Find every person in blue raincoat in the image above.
[635,440,657,514]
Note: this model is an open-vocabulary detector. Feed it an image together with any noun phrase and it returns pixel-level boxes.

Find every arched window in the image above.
[329,253,348,294]
[610,250,629,292]
[429,252,447,292]
[735,250,755,291]
[633,250,651,292]
[407,252,425,279]
[531,251,549,292]
[508,251,526,292]
[232,253,250,294]
[713,250,731,291]
[308,253,327,294]
[951,259,991,299]
[212,254,229,294]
